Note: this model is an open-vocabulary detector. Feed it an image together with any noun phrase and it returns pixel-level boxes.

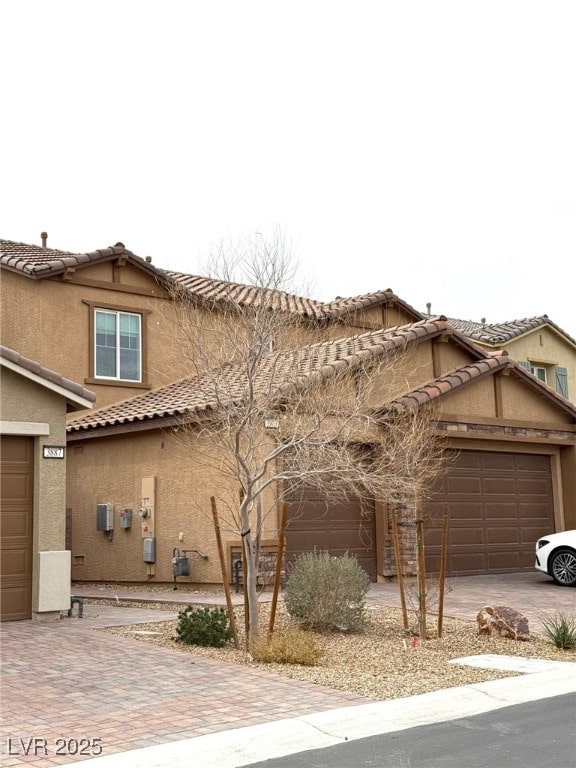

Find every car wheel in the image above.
[550,548,576,587]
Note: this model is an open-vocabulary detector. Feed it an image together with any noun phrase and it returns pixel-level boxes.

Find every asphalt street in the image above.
[243,693,576,768]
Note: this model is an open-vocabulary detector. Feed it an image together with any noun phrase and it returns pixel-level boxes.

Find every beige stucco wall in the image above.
[1,368,73,616]
[500,376,574,423]
[67,428,282,585]
[1,267,192,409]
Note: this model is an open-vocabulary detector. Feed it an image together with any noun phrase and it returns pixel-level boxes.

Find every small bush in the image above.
[540,612,576,650]
[176,606,232,648]
[285,551,370,633]
[252,627,323,666]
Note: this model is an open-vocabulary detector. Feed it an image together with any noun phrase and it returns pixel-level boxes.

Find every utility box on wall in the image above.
[120,509,133,529]
[96,503,114,531]
[143,537,156,563]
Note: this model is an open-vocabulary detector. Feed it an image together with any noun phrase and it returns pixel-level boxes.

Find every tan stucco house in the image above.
[448,316,576,403]
[0,347,95,621]
[2,235,575,592]
[64,318,576,586]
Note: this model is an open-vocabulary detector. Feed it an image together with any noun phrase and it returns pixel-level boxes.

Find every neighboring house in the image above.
[0,346,95,621]
[448,316,576,402]
[2,235,576,596]
[64,318,576,586]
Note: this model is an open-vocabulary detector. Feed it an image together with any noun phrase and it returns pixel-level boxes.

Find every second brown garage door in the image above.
[424,450,554,576]
[285,485,377,581]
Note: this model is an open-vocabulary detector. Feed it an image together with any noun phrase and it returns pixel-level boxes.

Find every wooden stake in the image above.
[391,509,409,631]
[416,516,427,641]
[437,505,449,639]
[269,502,288,636]
[210,496,239,649]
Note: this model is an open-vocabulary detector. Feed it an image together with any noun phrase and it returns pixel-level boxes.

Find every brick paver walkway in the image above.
[0,618,369,767]
[1,572,574,766]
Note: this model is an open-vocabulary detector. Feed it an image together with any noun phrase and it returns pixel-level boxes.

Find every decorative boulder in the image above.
[476,605,530,641]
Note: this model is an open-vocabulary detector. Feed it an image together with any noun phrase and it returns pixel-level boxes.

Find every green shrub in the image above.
[540,612,576,650]
[284,551,370,633]
[252,627,323,666]
[176,606,232,648]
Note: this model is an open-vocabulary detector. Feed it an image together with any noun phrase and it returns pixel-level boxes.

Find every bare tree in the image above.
[161,232,449,646]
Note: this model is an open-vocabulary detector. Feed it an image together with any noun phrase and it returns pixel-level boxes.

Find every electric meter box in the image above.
[143,537,156,563]
[96,503,114,531]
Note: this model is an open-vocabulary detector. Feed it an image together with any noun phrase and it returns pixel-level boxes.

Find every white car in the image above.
[535,530,576,587]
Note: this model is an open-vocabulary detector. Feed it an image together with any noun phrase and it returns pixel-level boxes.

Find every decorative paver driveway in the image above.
[0,616,369,767]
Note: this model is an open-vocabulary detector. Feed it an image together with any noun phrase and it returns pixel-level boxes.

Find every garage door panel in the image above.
[521,525,549,543]
[1,509,32,538]
[482,453,516,470]
[424,450,554,576]
[446,476,482,494]
[450,527,484,545]
[516,454,550,471]
[517,478,551,496]
[450,552,486,572]
[0,586,32,622]
[486,527,518,544]
[0,472,33,504]
[483,478,516,495]
[449,503,483,521]
[517,503,554,519]
[484,503,517,519]
[0,548,32,577]
[487,550,521,571]
[455,452,482,469]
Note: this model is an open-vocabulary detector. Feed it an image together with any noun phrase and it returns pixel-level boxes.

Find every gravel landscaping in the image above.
[98,598,576,701]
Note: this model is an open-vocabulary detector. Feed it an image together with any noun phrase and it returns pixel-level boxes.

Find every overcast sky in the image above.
[2,1,575,335]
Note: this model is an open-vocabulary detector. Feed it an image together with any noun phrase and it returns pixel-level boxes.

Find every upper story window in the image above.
[95,309,141,381]
[520,360,569,399]
[83,300,150,389]
[530,365,547,384]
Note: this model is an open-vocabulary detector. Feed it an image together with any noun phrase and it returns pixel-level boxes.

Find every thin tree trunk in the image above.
[240,498,260,648]
[269,503,288,636]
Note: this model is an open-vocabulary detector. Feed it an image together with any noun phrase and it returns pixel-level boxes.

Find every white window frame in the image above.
[530,365,547,384]
[94,309,142,383]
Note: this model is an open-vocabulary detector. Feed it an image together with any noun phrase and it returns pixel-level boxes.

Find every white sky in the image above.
[2,1,575,335]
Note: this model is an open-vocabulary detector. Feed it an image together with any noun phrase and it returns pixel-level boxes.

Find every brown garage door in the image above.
[424,450,554,576]
[285,485,377,581]
[1,436,34,621]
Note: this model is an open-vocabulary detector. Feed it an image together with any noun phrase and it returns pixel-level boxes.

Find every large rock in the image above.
[476,605,530,641]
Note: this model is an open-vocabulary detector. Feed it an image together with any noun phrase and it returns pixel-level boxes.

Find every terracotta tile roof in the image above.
[380,354,510,414]
[166,270,424,323]
[447,315,576,347]
[164,270,326,317]
[1,345,96,405]
[380,352,576,419]
[0,238,157,279]
[318,290,424,322]
[67,318,451,434]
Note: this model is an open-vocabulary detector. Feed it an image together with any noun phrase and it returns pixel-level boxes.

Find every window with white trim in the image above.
[95,309,142,382]
[530,365,547,384]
